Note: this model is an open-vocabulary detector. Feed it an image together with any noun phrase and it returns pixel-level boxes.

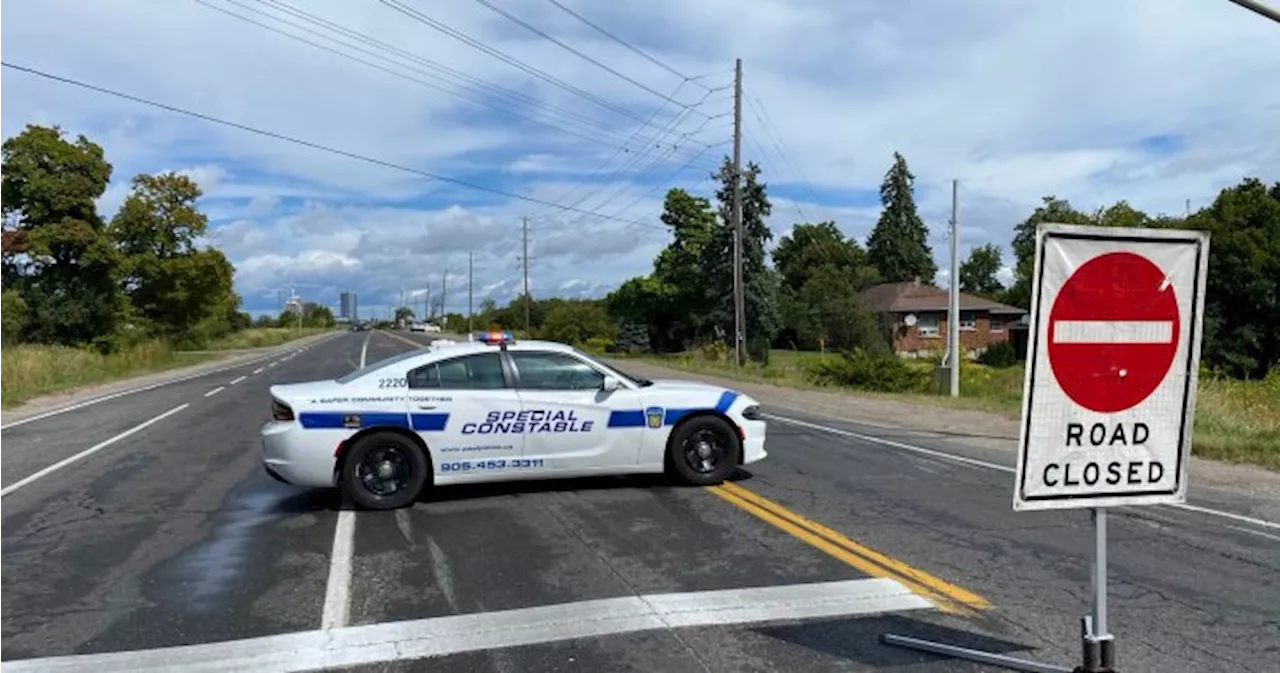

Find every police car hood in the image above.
[644,379,724,392]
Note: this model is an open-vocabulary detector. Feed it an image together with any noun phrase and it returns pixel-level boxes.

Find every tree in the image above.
[606,274,678,351]
[393,306,415,325]
[773,222,879,293]
[652,188,718,346]
[865,152,937,284]
[707,158,780,358]
[2,124,125,349]
[959,243,1004,298]
[1190,178,1280,378]
[1006,195,1094,309]
[539,300,617,346]
[110,172,239,341]
[2,289,27,345]
[783,266,886,352]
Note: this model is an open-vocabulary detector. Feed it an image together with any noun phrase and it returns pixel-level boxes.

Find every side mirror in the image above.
[601,375,622,392]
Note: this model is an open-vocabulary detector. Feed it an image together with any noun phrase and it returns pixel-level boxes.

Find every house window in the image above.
[990,316,1005,332]
[959,311,977,331]
[916,314,940,337]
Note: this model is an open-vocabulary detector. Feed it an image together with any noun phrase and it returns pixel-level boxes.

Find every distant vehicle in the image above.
[261,331,768,509]
[409,322,427,333]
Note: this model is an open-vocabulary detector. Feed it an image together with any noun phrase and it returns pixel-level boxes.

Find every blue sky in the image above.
[3,0,1278,319]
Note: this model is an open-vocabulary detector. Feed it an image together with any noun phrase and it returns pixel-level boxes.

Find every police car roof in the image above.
[429,338,574,356]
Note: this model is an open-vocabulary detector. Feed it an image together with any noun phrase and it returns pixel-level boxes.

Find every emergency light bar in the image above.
[472,331,514,345]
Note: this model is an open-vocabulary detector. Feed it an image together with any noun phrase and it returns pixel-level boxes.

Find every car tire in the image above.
[341,432,429,510]
[666,415,740,486]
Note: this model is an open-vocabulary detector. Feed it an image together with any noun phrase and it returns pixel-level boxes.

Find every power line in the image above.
[545,100,721,219]
[378,0,687,132]
[543,0,708,88]
[472,0,710,111]
[2,61,676,230]
[197,0,676,153]
[747,92,838,225]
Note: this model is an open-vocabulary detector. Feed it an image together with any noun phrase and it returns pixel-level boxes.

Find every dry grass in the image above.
[1,341,212,408]
[630,350,1280,471]
[201,327,333,351]
[1,327,333,409]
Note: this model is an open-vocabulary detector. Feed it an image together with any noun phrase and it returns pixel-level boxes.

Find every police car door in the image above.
[506,350,643,471]
[405,351,524,477]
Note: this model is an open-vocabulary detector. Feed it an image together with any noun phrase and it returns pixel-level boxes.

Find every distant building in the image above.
[340,292,352,320]
[860,280,1026,359]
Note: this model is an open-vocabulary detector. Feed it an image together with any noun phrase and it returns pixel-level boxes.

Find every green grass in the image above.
[628,349,1280,471]
[1,341,213,408]
[1,327,334,409]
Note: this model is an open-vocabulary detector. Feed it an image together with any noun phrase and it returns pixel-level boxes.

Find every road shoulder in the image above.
[1,331,339,426]
[606,357,1280,504]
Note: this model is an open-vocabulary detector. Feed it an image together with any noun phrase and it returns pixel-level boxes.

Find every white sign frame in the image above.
[1013,223,1210,512]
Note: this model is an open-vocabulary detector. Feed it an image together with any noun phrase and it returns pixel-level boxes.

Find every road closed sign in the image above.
[1014,224,1210,511]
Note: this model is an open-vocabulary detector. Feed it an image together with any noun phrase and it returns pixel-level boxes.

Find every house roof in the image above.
[860,281,1026,315]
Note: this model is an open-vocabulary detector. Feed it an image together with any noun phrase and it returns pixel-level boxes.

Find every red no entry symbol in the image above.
[1047,252,1180,413]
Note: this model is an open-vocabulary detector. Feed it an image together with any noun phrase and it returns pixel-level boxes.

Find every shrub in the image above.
[693,340,733,362]
[2,290,29,345]
[805,348,931,393]
[978,341,1020,368]
[614,321,651,353]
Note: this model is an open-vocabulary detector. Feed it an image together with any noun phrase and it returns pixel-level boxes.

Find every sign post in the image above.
[882,223,1210,673]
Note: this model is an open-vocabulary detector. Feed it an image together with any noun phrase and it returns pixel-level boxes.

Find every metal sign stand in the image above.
[881,507,1115,673]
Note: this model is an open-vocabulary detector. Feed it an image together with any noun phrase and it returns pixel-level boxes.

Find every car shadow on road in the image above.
[757,613,1053,669]
[419,467,759,505]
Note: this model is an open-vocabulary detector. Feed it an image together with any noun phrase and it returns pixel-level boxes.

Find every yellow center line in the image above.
[708,481,989,614]
[378,330,426,348]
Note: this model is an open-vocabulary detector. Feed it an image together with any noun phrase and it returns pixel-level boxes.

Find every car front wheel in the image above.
[341,432,428,510]
[667,415,740,486]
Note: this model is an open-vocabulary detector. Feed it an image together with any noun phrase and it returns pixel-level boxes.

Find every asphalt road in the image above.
[2,330,1277,672]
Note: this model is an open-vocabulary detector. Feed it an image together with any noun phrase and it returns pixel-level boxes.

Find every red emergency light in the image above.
[473,331,514,345]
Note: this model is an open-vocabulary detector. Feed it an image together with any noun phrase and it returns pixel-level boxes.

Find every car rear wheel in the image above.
[666,415,739,486]
[341,432,428,510]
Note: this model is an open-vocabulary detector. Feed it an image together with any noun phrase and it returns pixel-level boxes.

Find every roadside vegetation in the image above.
[1,124,337,408]
[468,152,1279,470]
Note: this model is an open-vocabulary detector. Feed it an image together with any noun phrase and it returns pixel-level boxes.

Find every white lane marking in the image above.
[0,333,341,431]
[229,376,247,385]
[765,413,1280,532]
[253,367,265,374]
[203,387,225,398]
[1,578,930,672]
[319,331,375,631]
[268,362,278,368]
[1052,320,1174,344]
[1229,525,1280,543]
[320,507,356,630]
[1,404,190,497]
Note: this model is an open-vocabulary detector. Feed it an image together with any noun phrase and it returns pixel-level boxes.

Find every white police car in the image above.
[261,332,767,509]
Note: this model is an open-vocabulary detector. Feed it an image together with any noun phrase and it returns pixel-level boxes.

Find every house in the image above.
[860,280,1027,358]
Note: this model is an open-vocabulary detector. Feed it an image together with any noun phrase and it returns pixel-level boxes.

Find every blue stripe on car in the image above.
[298,412,449,431]
[612,389,741,428]
[607,410,646,427]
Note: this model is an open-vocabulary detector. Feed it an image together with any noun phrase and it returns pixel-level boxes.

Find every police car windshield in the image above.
[572,349,653,387]
[335,347,429,384]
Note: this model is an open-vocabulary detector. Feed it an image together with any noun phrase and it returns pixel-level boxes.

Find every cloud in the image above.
[3,0,1277,316]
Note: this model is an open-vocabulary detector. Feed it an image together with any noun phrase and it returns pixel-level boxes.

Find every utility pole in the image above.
[521,216,532,332]
[468,251,474,333]
[948,179,960,398]
[731,57,746,366]
[440,268,448,324]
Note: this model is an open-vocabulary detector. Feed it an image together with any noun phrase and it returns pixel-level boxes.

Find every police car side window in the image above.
[408,353,506,390]
[511,352,604,390]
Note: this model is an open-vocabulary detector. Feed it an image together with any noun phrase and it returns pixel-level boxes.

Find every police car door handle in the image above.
[416,404,437,410]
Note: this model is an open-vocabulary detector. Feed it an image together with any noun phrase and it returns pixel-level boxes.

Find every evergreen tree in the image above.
[707,158,781,358]
[866,152,937,284]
